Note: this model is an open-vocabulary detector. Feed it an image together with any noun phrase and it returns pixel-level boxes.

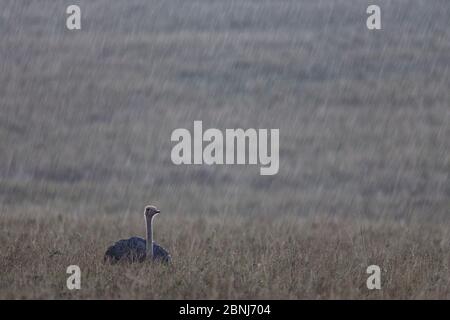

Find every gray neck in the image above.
[145,215,154,259]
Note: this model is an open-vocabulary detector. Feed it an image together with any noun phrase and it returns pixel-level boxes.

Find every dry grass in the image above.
[1,210,449,299]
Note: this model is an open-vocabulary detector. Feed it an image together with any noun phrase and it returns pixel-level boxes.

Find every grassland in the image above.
[1,210,449,299]
[1,0,450,299]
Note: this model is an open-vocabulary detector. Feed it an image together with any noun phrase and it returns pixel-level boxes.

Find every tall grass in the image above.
[1,211,449,299]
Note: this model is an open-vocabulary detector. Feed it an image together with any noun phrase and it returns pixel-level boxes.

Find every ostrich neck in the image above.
[145,215,154,259]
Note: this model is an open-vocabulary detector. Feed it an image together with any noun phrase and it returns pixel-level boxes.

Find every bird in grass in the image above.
[104,205,171,264]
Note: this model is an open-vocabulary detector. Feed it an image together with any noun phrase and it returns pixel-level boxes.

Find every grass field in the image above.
[1,211,449,299]
[1,0,450,299]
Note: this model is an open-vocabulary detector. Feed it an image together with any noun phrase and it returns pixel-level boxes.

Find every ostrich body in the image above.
[104,206,171,264]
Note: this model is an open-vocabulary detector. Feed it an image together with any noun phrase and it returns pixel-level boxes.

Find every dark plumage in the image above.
[104,237,171,264]
[103,205,171,264]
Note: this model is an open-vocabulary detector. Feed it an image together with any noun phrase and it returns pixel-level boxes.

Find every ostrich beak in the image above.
[155,210,161,213]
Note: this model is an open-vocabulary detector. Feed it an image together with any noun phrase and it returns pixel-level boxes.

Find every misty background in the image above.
[1,0,449,220]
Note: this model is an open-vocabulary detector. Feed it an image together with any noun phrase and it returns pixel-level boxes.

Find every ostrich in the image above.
[104,205,171,264]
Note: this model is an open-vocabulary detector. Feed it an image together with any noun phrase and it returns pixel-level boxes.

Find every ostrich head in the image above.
[144,205,161,218]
